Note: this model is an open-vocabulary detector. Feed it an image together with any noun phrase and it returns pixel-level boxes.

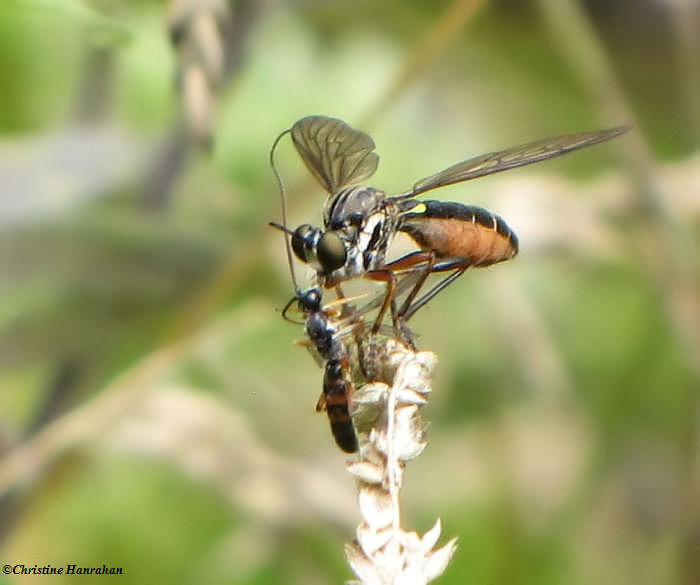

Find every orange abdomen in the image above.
[399,201,518,267]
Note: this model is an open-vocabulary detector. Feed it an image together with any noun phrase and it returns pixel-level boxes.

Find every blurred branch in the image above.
[535,2,700,583]
[27,359,83,435]
[168,0,261,149]
[169,0,230,150]
[362,0,483,126]
[72,47,115,123]
[0,339,178,495]
[668,1,700,140]
[105,387,358,530]
[479,271,575,407]
[141,0,261,211]
[534,0,700,362]
[140,122,191,212]
[0,359,83,545]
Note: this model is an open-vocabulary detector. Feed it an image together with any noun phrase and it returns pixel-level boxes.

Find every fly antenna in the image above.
[269,126,298,292]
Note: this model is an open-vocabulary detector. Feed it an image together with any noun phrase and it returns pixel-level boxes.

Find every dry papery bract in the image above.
[346,338,457,585]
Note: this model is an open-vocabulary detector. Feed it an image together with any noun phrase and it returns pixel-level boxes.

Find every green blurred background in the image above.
[0,0,698,583]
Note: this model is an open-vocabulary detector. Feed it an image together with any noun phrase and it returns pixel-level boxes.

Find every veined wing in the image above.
[411,126,630,196]
[291,116,380,193]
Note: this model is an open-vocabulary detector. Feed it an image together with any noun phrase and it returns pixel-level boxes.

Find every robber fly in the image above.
[271,115,629,329]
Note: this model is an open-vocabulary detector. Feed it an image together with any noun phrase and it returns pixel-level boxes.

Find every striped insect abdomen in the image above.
[399,200,518,267]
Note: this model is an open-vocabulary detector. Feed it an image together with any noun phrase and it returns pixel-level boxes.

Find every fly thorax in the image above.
[358,211,390,270]
[323,185,386,231]
[332,186,402,272]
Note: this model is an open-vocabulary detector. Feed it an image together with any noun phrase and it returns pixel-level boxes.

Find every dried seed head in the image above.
[345,334,454,583]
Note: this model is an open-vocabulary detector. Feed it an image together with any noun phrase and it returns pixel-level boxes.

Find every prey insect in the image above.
[279,276,427,452]
[271,115,629,331]
[284,287,363,453]
[278,266,425,452]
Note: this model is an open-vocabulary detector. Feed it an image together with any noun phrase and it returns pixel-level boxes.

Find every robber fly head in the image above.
[268,116,378,277]
[289,223,347,275]
[270,116,396,281]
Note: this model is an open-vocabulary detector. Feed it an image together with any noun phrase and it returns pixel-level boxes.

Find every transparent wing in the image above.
[291,116,380,193]
[411,126,630,196]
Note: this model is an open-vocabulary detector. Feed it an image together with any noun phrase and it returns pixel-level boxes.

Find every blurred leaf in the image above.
[9,0,132,45]
[0,127,148,223]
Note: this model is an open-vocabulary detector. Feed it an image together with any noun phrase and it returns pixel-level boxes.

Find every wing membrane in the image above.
[291,116,380,193]
[411,126,630,196]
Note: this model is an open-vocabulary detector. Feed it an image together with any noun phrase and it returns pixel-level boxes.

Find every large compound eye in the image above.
[317,232,346,273]
[291,224,319,263]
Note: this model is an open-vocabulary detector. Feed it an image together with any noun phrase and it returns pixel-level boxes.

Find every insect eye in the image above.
[317,232,346,273]
[291,224,319,263]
